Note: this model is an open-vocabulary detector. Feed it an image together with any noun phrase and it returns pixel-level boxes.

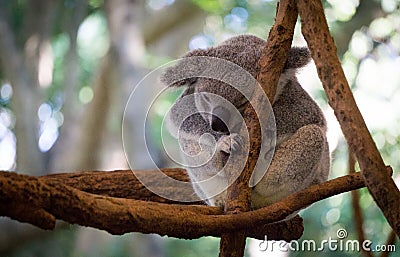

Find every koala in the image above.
[161,35,330,211]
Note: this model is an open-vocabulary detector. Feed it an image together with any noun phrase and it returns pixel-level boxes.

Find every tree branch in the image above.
[257,0,298,102]
[348,152,373,257]
[42,168,201,204]
[219,1,298,256]
[0,170,304,241]
[297,0,400,236]
[0,168,371,242]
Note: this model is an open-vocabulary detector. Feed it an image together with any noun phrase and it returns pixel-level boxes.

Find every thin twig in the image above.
[349,152,373,257]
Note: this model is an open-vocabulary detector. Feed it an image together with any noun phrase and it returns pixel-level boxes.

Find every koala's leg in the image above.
[252,124,329,209]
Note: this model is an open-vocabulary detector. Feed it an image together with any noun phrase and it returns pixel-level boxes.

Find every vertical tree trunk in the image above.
[0,8,44,174]
[49,0,88,172]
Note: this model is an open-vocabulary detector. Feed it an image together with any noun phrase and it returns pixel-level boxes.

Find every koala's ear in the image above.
[160,48,211,87]
[284,47,311,70]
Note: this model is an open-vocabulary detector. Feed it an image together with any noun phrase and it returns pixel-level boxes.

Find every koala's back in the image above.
[273,80,326,137]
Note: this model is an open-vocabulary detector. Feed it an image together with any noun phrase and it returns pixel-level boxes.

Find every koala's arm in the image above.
[251,124,330,209]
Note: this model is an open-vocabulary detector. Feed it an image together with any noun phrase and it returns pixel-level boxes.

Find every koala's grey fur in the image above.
[162,35,330,213]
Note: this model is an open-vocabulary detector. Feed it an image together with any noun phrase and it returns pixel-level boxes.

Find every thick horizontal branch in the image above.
[0,168,372,241]
[0,170,302,241]
[42,168,202,204]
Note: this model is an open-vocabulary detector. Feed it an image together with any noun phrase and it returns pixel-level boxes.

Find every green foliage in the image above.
[89,0,104,9]
[2,0,26,45]
[191,0,232,14]
[164,237,221,257]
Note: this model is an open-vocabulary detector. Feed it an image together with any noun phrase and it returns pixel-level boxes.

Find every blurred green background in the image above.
[0,0,399,256]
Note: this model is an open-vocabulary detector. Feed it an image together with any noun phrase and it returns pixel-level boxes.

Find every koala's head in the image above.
[161,34,310,133]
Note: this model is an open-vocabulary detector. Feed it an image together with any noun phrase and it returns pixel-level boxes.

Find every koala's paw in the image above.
[217,133,243,154]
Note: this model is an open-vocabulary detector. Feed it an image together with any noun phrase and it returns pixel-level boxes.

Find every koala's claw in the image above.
[217,133,243,154]
[216,135,231,153]
[231,134,243,152]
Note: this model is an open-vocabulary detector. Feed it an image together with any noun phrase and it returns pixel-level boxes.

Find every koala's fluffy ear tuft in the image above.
[284,47,311,70]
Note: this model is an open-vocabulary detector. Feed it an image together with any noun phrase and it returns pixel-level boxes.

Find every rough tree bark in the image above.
[219,0,298,256]
[0,168,369,240]
[297,0,399,236]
